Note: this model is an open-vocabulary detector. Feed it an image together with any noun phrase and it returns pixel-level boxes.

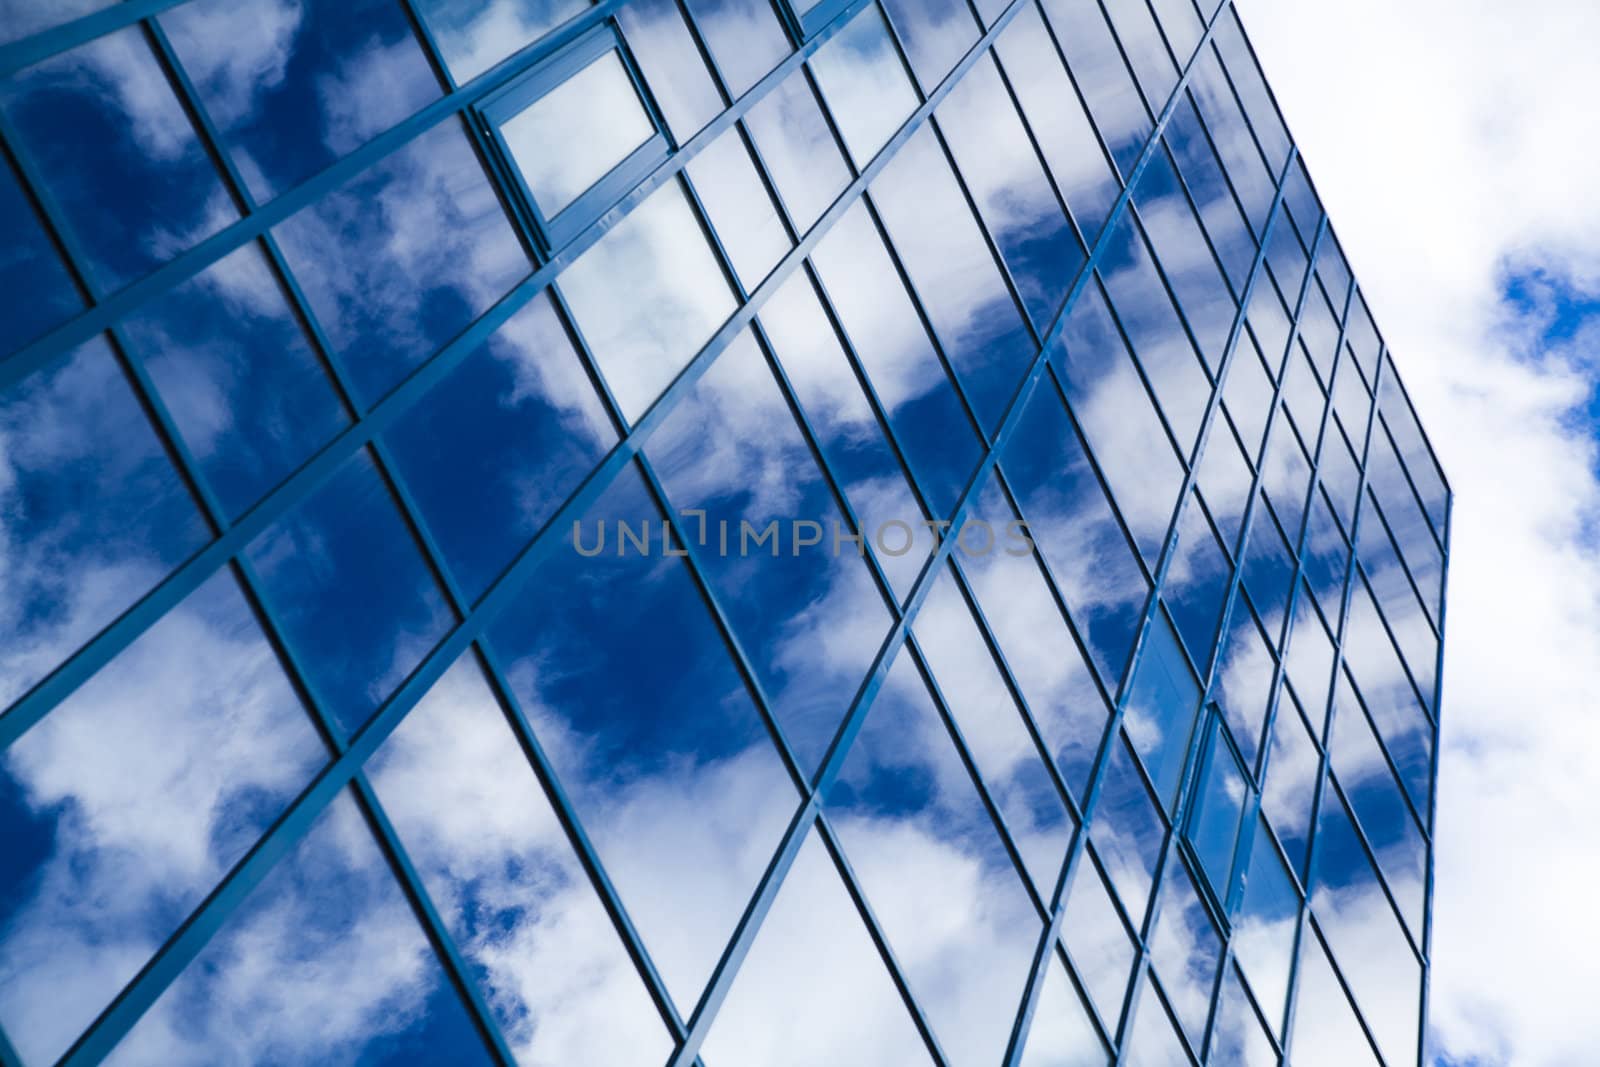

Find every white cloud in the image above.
[1232,1,1600,1063]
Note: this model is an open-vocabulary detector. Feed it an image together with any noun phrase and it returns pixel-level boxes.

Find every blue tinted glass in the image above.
[618,0,723,141]
[871,127,1037,436]
[1221,332,1275,461]
[1040,0,1150,176]
[1101,0,1179,114]
[120,242,349,519]
[0,0,115,46]
[1231,816,1299,1037]
[415,0,592,83]
[683,0,791,97]
[1090,738,1165,926]
[1186,48,1275,236]
[1281,347,1328,453]
[1378,370,1448,536]
[994,4,1121,248]
[649,331,893,773]
[1123,975,1190,1066]
[1211,588,1274,771]
[0,337,209,709]
[1260,696,1318,877]
[829,653,1042,1067]
[0,155,82,355]
[1343,577,1432,814]
[1164,493,1231,674]
[810,201,983,518]
[1053,282,1184,566]
[699,831,933,1067]
[880,0,978,95]
[1241,503,1295,642]
[1186,717,1247,895]
[245,448,454,737]
[274,117,531,407]
[1003,383,1148,688]
[486,463,799,1008]
[1289,926,1382,1067]
[809,5,918,168]
[367,653,674,1065]
[1123,610,1202,809]
[687,125,792,292]
[1,27,238,291]
[744,67,850,232]
[916,566,1074,898]
[1260,411,1313,543]
[1300,491,1350,625]
[105,791,494,1066]
[958,472,1110,801]
[558,178,735,422]
[760,271,931,602]
[1134,149,1237,374]
[1320,432,1362,536]
[1194,418,1253,554]
[936,54,1085,329]
[1018,951,1109,1067]
[163,0,440,203]
[1208,966,1276,1067]
[1284,589,1335,729]
[1147,0,1203,67]
[1163,98,1256,295]
[385,291,615,600]
[1149,856,1221,1048]
[0,570,324,1066]
[1061,854,1136,1034]
[1212,13,1291,172]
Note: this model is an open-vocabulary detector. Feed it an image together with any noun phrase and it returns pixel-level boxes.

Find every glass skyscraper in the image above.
[0,0,1451,1064]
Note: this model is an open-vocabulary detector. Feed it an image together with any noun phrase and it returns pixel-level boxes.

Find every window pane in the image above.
[1343,577,1432,815]
[1186,47,1274,235]
[1212,12,1290,173]
[649,331,893,774]
[1101,0,1179,117]
[809,4,918,168]
[1040,0,1150,176]
[687,125,792,291]
[1163,98,1256,295]
[0,0,115,46]
[559,178,735,421]
[618,0,723,141]
[682,0,791,97]
[487,464,799,1010]
[1194,418,1253,554]
[1284,589,1335,729]
[0,155,81,355]
[1259,696,1318,877]
[501,48,655,218]
[1134,150,1237,374]
[367,654,673,1066]
[871,127,1036,436]
[120,242,349,520]
[104,792,494,1066]
[1061,853,1136,1033]
[1164,493,1232,675]
[1,27,237,290]
[1208,965,1276,1066]
[384,291,615,600]
[744,66,850,231]
[245,448,454,737]
[1300,492,1350,626]
[829,654,1042,1067]
[1090,738,1165,927]
[699,831,932,1067]
[1211,589,1275,771]
[1241,504,1295,642]
[275,118,531,406]
[1123,610,1202,810]
[1186,717,1247,895]
[1018,951,1110,1067]
[0,337,209,709]
[1231,816,1298,1037]
[881,0,978,95]
[415,0,592,82]
[1123,975,1191,1067]
[0,571,324,1066]
[163,0,440,202]
[1287,927,1381,1067]
[1149,856,1221,1048]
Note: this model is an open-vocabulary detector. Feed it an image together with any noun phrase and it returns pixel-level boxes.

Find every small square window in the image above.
[483,27,668,247]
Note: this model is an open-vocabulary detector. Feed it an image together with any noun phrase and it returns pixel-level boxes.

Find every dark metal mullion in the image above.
[1300,911,1393,1065]
[0,128,95,308]
[0,0,199,78]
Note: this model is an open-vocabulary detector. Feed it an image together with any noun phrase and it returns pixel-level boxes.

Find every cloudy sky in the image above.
[1233,1,1600,1063]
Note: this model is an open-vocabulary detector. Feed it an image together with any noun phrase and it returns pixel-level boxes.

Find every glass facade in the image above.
[0,1,1450,1065]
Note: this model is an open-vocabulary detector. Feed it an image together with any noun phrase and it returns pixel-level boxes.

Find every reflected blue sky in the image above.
[0,2,1447,1064]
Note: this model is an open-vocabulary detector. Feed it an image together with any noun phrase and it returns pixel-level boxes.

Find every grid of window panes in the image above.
[0,0,1451,1064]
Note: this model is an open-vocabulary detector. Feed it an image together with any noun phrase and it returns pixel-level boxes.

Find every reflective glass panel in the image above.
[1040,0,1150,176]
[1018,951,1110,1067]
[744,66,851,232]
[1149,855,1221,1048]
[1259,698,1318,877]
[617,0,723,140]
[1208,965,1276,1066]
[1185,716,1248,895]
[1287,927,1382,1067]
[1061,852,1136,1033]
[1164,493,1232,674]
[1343,577,1433,814]
[1123,611,1202,810]
[686,125,792,292]
[1231,816,1299,1037]
[1162,97,1256,295]
[1123,975,1190,1067]
[414,0,592,82]
[0,155,82,356]
[1134,149,1237,374]
[809,4,918,168]
[880,0,978,95]
[1211,589,1275,772]
[1089,738,1165,927]
[683,0,792,97]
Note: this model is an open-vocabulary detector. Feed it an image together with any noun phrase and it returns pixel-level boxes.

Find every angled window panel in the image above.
[1262,219,1310,330]
[880,0,980,96]
[1183,715,1250,897]
[1122,973,1193,1066]
[1330,344,1374,464]
[1001,381,1149,690]
[759,268,934,602]
[1343,576,1434,815]
[1365,433,1445,629]
[383,290,616,601]
[1207,964,1277,1066]
[1377,362,1449,536]
[1280,344,1329,456]
[1210,587,1276,773]
[698,830,934,1067]
[0,153,82,356]
[366,653,674,1067]
[1230,815,1300,1039]
[0,26,239,292]
[244,448,456,741]
[1283,587,1336,731]
[870,126,1037,437]
[808,3,919,169]
[616,0,725,142]
[1279,155,1322,252]
[0,0,116,47]
[809,201,983,519]
[1183,45,1274,236]
[916,564,1076,899]
[1259,404,1314,544]
[1314,231,1353,314]
[483,26,670,247]
[1243,273,1293,383]
[1220,328,1276,462]
[1295,277,1342,385]
[1318,429,1363,537]
[1060,849,1138,1035]
[557,177,735,423]
[0,336,210,711]
[1240,495,1297,642]
[0,570,325,1066]
[1100,0,1181,117]
[274,116,532,407]
[686,124,793,292]
[935,52,1086,330]
[484,463,800,1012]
[958,472,1111,801]
[1209,10,1291,174]
[118,241,350,521]
[1287,924,1383,1067]
[102,790,496,1066]
[1147,0,1206,68]
[1310,787,1423,1067]
[1089,736,1167,929]
[1356,494,1441,694]
[743,64,851,232]
[1016,948,1111,1067]
[681,0,793,98]
[413,0,594,83]
[1161,96,1256,295]
[1259,690,1319,878]
[1163,491,1233,677]
[1052,280,1185,569]
[1343,292,1382,388]
[1123,608,1203,811]
[1148,853,1222,1050]
[161,0,442,203]
[827,653,1043,1067]
[647,330,894,775]
[1299,491,1352,627]
[1039,0,1153,178]
[1193,414,1253,554]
